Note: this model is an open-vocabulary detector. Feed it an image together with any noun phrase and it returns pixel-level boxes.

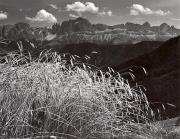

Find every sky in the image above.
[0,0,180,28]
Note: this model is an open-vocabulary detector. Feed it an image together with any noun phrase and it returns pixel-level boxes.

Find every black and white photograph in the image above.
[0,0,180,138]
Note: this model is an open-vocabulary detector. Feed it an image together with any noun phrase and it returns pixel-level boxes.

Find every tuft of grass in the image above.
[0,51,174,139]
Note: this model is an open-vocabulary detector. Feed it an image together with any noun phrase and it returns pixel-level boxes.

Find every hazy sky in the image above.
[0,0,180,28]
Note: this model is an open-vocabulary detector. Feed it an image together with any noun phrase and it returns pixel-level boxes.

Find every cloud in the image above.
[26,9,57,23]
[170,18,180,21]
[69,14,79,18]
[130,4,171,16]
[107,10,113,16]
[50,4,58,10]
[66,1,99,16]
[18,9,23,12]
[99,10,113,16]
[154,10,171,16]
[0,11,8,20]
[66,1,113,17]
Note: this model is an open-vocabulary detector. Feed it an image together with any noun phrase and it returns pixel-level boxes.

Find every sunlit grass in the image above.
[0,51,177,139]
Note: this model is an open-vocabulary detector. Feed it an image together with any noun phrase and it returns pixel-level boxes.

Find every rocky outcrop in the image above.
[51,23,61,34]
[125,22,143,32]
[0,23,50,41]
[1,24,13,38]
[93,24,109,31]
[59,17,94,34]
[142,22,151,30]
[7,22,33,40]
[159,23,171,33]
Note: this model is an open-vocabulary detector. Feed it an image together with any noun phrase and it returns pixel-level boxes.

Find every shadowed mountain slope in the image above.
[112,36,180,119]
[44,41,162,67]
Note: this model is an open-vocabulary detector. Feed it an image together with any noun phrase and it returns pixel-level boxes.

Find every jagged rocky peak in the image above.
[159,23,171,32]
[1,24,13,38]
[142,22,151,29]
[60,17,94,34]
[93,23,109,31]
[160,23,170,28]
[51,23,61,34]
[13,22,30,29]
[7,22,32,40]
[125,22,142,31]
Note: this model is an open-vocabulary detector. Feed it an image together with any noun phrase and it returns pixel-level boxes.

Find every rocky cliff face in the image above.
[7,22,33,40]
[125,22,143,32]
[46,17,180,45]
[1,24,13,38]
[59,17,94,34]
[0,23,50,41]
[52,17,180,36]
[142,22,151,29]
[93,24,109,31]
[159,23,170,33]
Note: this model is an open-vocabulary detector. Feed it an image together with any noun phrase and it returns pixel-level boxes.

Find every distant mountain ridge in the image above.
[0,22,49,41]
[52,17,180,36]
[0,17,180,45]
[49,17,180,44]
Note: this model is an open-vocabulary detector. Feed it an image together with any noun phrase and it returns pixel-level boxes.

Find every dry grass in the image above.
[0,51,175,139]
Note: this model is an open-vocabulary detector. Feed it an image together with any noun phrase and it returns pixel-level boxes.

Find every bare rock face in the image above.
[1,24,13,38]
[142,22,151,30]
[125,22,142,31]
[7,22,33,40]
[93,23,109,31]
[159,23,171,33]
[59,17,94,34]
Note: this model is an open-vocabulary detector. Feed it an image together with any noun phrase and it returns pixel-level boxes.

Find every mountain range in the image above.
[1,17,180,45]
[47,17,180,45]
[53,17,180,36]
